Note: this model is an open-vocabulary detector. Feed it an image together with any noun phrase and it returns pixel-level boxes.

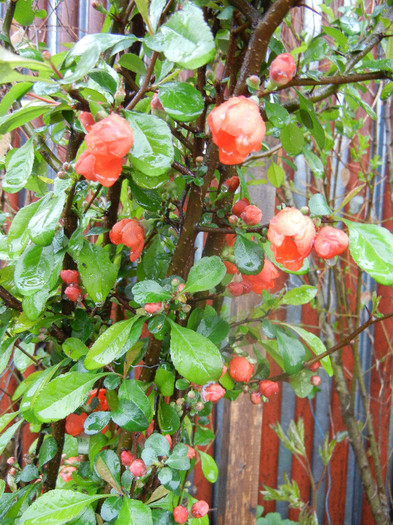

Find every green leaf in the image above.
[3,139,35,193]
[0,103,52,135]
[0,83,32,117]
[14,245,64,297]
[297,92,325,149]
[0,47,51,72]
[158,83,204,122]
[309,193,332,216]
[115,498,153,525]
[158,399,180,434]
[14,0,34,26]
[84,318,138,370]
[28,192,67,246]
[135,0,154,35]
[125,111,174,177]
[165,444,190,470]
[95,450,122,493]
[264,100,290,128]
[111,380,152,431]
[7,199,41,257]
[303,148,324,178]
[78,242,118,303]
[199,450,218,482]
[132,280,171,304]
[146,2,215,69]
[38,437,58,468]
[275,327,306,375]
[33,372,107,422]
[196,312,229,346]
[234,235,264,275]
[62,338,89,360]
[184,256,226,293]
[169,321,223,385]
[84,411,111,435]
[343,220,393,285]
[280,123,304,156]
[127,178,161,212]
[281,285,317,305]
[154,368,175,396]
[381,81,393,100]
[267,162,285,188]
[281,323,332,377]
[119,53,147,75]
[289,369,314,398]
[0,411,19,432]
[144,433,170,457]
[0,336,16,375]
[0,419,23,456]
[19,489,106,525]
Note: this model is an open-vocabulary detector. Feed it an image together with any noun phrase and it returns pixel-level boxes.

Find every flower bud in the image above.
[241,204,263,225]
[186,444,196,459]
[250,391,262,404]
[223,176,240,193]
[151,93,164,111]
[64,285,82,302]
[120,450,135,467]
[228,281,246,297]
[269,53,296,86]
[309,360,321,372]
[191,500,209,519]
[228,356,254,383]
[201,383,225,403]
[311,375,322,387]
[194,402,205,412]
[314,226,349,259]
[228,214,239,226]
[232,198,250,217]
[144,302,163,315]
[7,457,15,465]
[187,390,196,400]
[246,75,261,90]
[173,506,189,524]
[60,270,79,285]
[129,459,147,477]
[259,380,279,397]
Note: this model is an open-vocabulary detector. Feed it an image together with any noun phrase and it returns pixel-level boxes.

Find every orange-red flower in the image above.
[75,114,133,187]
[267,208,316,271]
[314,226,349,259]
[207,96,265,165]
[110,219,145,262]
[269,53,296,86]
[241,259,279,293]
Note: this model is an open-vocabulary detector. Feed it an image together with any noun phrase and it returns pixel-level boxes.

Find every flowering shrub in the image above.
[1,2,393,524]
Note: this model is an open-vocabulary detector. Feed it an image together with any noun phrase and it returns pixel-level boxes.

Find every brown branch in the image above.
[0,286,22,312]
[228,0,260,25]
[126,51,159,110]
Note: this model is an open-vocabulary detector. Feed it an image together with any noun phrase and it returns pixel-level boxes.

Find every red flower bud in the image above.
[311,375,322,387]
[65,413,88,436]
[164,434,172,448]
[7,457,15,465]
[151,93,164,111]
[228,214,239,225]
[241,204,263,225]
[250,391,262,404]
[228,356,254,383]
[129,459,147,477]
[228,281,246,297]
[191,500,209,519]
[60,270,79,284]
[269,53,296,86]
[207,96,265,165]
[232,197,250,217]
[109,219,145,262]
[120,450,135,467]
[267,207,316,271]
[144,302,162,314]
[201,383,225,403]
[309,360,321,372]
[186,444,196,460]
[314,226,349,259]
[259,380,279,397]
[173,506,189,524]
[64,285,82,302]
[223,176,240,192]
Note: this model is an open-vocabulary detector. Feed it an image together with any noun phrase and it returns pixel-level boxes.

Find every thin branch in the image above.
[126,51,159,110]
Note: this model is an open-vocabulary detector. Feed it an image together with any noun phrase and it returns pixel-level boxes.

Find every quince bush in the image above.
[1,1,393,524]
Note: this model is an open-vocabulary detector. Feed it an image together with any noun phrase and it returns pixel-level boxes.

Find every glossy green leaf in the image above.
[0,419,23,456]
[95,450,121,493]
[158,82,204,122]
[196,312,229,346]
[0,47,51,72]
[84,411,111,435]
[0,83,32,116]
[19,489,106,525]
[303,148,324,178]
[146,2,215,69]
[169,321,223,385]
[281,285,317,306]
[84,318,138,370]
[0,103,52,135]
[28,192,67,246]
[0,336,16,375]
[127,178,161,212]
[112,380,152,431]
[158,399,180,434]
[3,139,34,193]
[309,193,332,216]
[199,450,218,482]
[184,256,226,293]
[297,92,325,149]
[33,372,107,422]
[282,323,332,377]
[125,111,174,177]
[14,245,64,297]
[7,199,41,257]
[115,498,153,525]
[38,437,58,468]
[132,280,171,304]
[290,369,315,398]
[119,53,147,75]
[344,220,393,285]
[265,100,290,128]
[149,0,166,32]
[276,327,306,375]
[144,433,170,457]
[22,285,51,321]
[155,368,175,396]
[62,338,89,360]
[14,0,34,25]
[0,411,18,432]
[280,123,304,156]
[78,242,118,303]
[234,235,264,275]
[165,443,190,470]
[267,161,285,188]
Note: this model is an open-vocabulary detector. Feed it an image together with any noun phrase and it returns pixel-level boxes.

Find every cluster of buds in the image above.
[60,270,83,302]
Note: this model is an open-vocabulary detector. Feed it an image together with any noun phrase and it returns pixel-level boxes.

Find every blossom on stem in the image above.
[314,226,349,259]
